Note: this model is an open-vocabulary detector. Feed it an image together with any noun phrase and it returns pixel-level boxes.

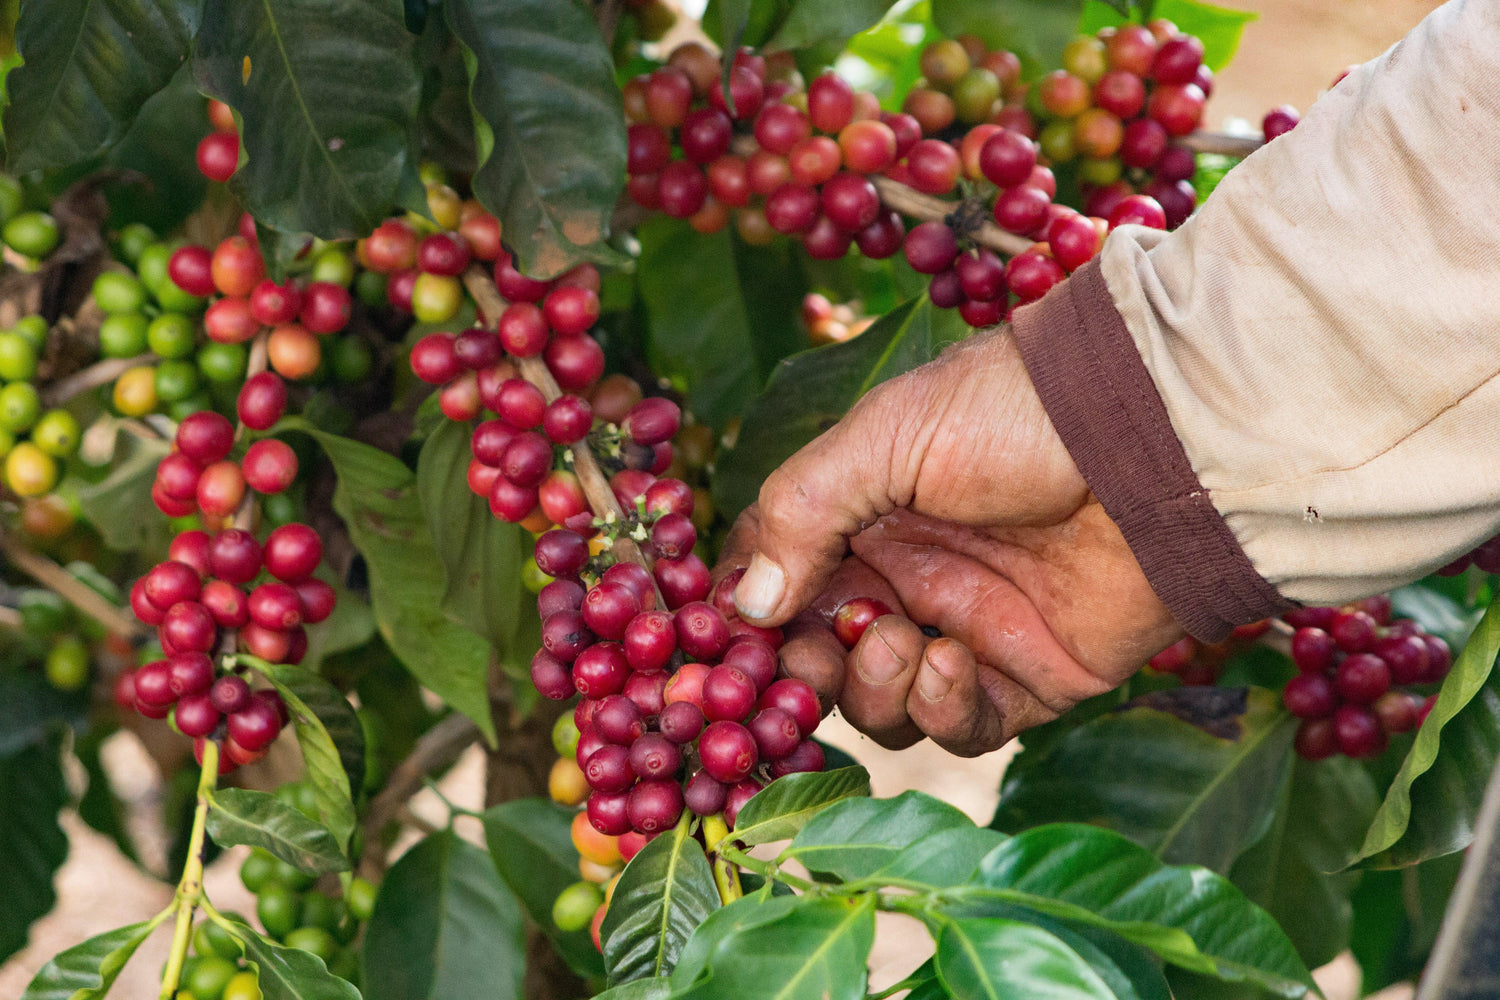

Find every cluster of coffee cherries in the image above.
[354,204,501,325]
[148,405,302,521]
[0,314,79,497]
[1147,619,1273,687]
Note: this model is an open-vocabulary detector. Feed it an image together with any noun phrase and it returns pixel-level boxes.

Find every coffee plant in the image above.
[0,1,1492,998]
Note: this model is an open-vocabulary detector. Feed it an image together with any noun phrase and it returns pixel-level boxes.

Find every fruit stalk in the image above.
[39,354,153,408]
[0,529,147,638]
[158,739,220,1000]
[702,812,742,904]
[867,175,1031,255]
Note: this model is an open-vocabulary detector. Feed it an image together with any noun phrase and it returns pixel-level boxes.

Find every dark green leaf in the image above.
[670,895,876,1000]
[932,0,1083,76]
[592,980,673,1000]
[1,736,69,964]
[954,824,1312,996]
[1348,853,1461,992]
[101,61,210,234]
[363,830,526,1000]
[766,0,899,52]
[20,915,169,1000]
[994,686,1296,874]
[729,765,871,846]
[783,789,974,881]
[281,420,495,743]
[601,819,720,983]
[245,658,364,850]
[1353,596,1500,868]
[5,0,198,172]
[0,669,85,756]
[74,433,171,553]
[206,788,348,875]
[713,296,965,519]
[299,572,377,675]
[481,797,604,979]
[935,917,1119,1000]
[1010,915,1173,1000]
[1228,757,1377,969]
[216,914,362,1000]
[871,825,1008,888]
[194,0,423,241]
[446,0,625,277]
[667,894,802,990]
[416,419,536,676]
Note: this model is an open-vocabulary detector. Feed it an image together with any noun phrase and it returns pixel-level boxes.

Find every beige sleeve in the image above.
[1100,0,1500,607]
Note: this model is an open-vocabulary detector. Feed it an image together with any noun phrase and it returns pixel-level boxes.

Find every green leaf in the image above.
[729,765,871,846]
[1353,595,1500,868]
[1,737,69,964]
[765,0,900,53]
[445,0,625,277]
[713,296,965,520]
[194,0,423,241]
[932,0,1083,76]
[4,0,198,173]
[481,797,605,979]
[935,917,1119,1000]
[281,421,495,743]
[600,819,720,983]
[954,824,1313,997]
[1389,581,1479,649]
[592,981,673,1000]
[299,571,377,675]
[670,894,876,1000]
[216,915,362,1000]
[245,658,364,851]
[870,825,1008,888]
[994,686,1296,874]
[416,419,537,675]
[363,830,526,1000]
[1016,917,1173,1000]
[783,789,974,881]
[206,788,348,875]
[20,914,170,1000]
[0,669,86,756]
[1227,756,1377,969]
[74,433,172,553]
[100,62,210,234]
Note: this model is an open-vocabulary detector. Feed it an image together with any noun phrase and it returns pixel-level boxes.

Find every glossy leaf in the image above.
[956,824,1313,996]
[1354,595,1500,868]
[932,0,1083,75]
[1228,756,1377,969]
[5,0,198,173]
[210,914,360,1000]
[206,788,348,874]
[481,797,604,978]
[667,894,802,990]
[299,571,377,675]
[416,419,536,677]
[1389,582,1477,647]
[445,0,625,277]
[714,295,966,519]
[194,0,423,241]
[0,669,86,757]
[783,789,974,881]
[870,825,1008,888]
[935,917,1118,1000]
[100,62,210,234]
[593,981,672,1000]
[1007,914,1173,1000]
[363,830,526,1000]
[600,819,720,983]
[281,420,495,743]
[73,434,172,553]
[729,765,871,846]
[766,0,900,52]
[670,895,876,1000]
[20,913,169,1000]
[1,737,69,964]
[244,657,363,850]
[994,686,1296,874]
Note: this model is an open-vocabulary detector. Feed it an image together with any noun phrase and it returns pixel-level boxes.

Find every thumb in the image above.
[734,375,918,626]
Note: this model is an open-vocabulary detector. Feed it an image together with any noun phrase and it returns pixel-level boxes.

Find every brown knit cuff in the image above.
[1011,258,1294,641]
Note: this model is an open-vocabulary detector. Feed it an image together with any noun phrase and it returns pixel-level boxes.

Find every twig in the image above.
[594,0,624,41]
[868,175,1031,256]
[0,604,22,629]
[0,530,147,639]
[41,354,154,408]
[359,712,482,872]
[1180,130,1263,157]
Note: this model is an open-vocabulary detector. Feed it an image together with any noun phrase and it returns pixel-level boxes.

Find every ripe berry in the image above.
[1336,653,1390,704]
[161,601,217,654]
[622,397,680,447]
[698,720,758,783]
[239,622,294,663]
[243,439,298,495]
[855,212,905,260]
[544,334,605,393]
[227,697,282,752]
[723,638,778,693]
[177,412,235,465]
[1330,610,1378,653]
[263,523,322,582]
[453,328,503,371]
[202,580,249,628]
[572,641,630,698]
[658,701,704,744]
[724,778,762,825]
[675,602,730,661]
[623,610,677,672]
[417,233,471,277]
[655,554,711,609]
[684,770,727,816]
[174,694,221,738]
[531,649,575,700]
[542,395,593,445]
[770,739,825,777]
[169,245,216,297]
[680,108,733,164]
[627,780,684,835]
[1295,718,1339,760]
[1107,194,1167,231]
[1263,105,1300,141]
[1290,627,1336,673]
[748,707,801,760]
[703,665,757,722]
[196,131,239,183]
[1282,673,1336,719]
[168,531,212,576]
[707,66,765,120]
[1333,704,1386,759]
[210,674,253,714]
[586,790,632,836]
[807,73,855,134]
[543,286,600,337]
[168,652,216,698]
[758,678,821,737]
[249,582,304,630]
[582,581,642,640]
[820,173,880,233]
[237,372,288,430]
[906,140,962,196]
[623,670,669,716]
[833,597,893,649]
[146,561,203,610]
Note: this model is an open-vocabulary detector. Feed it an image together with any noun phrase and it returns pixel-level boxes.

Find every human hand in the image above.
[719,329,1183,755]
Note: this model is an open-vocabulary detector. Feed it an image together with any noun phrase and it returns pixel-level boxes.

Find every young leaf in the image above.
[714,296,967,520]
[783,789,976,882]
[994,686,1296,874]
[481,797,605,979]
[363,830,526,1000]
[1353,595,1500,868]
[1,737,69,965]
[600,819,720,984]
[670,895,877,1000]
[934,917,1120,1000]
[729,765,871,846]
[4,0,199,173]
[20,913,170,1000]
[765,0,902,52]
[248,658,364,850]
[415,420,537,677]
[206,788,348,875]
[278,421,495,743]
[194,0,424,241]
[444,0,625,277]
[955,824,1314,997]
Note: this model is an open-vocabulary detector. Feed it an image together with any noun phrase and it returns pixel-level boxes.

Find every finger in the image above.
[712,504,760,583]
[838,614,928,750]
[906,638,1012,757]
[778,610,848,708]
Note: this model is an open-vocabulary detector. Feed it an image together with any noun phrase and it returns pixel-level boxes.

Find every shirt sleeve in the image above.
[1011,0,1500,639]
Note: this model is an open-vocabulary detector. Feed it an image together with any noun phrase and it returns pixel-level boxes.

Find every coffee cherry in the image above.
[156,452,204,502]
[655,554,712,609]
[208,529,262,584]
[902,221,959,274]
[623,670,668,716]
[174,692,222,737]
[627,733,681,781]
[622,610,676,673]
[243,439,298,495]
[1282,673,1336,719]
[572,641,629,697]
[1294,717,1339,761]
[1329,610,1378,654]
[542,395,593,445]
[261,524,321,583]
[544,334,606,393]
[747,706,801,760]
[167,531,212,577]
[593,694,646,745]
[658,701,704,744]
[146,560,203,610]
[228,697,283,752]
[769,739,826,777]
[702,665,757,722]
[698,720,758,783]
[720,638,776,694]
[539,578,586,617]
[197,131,239,182]
[582,581,643,641]
[249,582,304,631]
[168,652,215,699]
[583,744,636,794]
[1262,105,1300,142]
[627,780,685,835]
[587,790,633,836]
[177,412,235,466]
[675,602,730,662]
[162,601,217,653]
[531,649,576,700]
[683,770,727,816]
[758,678,821,737]
[833,597,894,649]
[210,674,253,714]
[1333,704,1386,759]
[1335,652,1390,704]
[723,778,763,826]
